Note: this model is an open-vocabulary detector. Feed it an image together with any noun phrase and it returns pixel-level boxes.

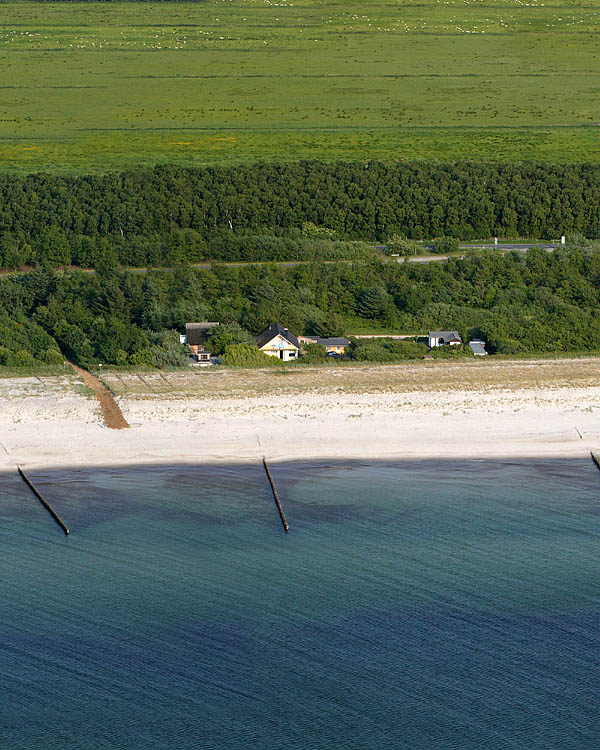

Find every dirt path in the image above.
[67,361,129,429]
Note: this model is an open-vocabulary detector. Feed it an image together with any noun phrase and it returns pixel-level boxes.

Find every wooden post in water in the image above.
[591,452,600,473]
[262,458,289,533]
[17,465,70,536]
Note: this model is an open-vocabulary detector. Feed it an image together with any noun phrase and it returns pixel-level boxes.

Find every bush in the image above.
[431,236,460,254]
[150,329,189,368]
[221,343,282,367]
[114,349,129,366]
[301,342,329,363]
[488,338,527,355]
[129,349,154,367]
[351,338,427,361]
[303,342,328,359]
[385,234,419,256]
[0,346,12,365]
[11,349,36,367]
[430,344,473,358]
[207,323,254,355]
[301,221,336,239]
[38,348,64,365]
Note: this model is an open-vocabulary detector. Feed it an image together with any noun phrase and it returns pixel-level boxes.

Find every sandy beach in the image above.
[0,358,599,470]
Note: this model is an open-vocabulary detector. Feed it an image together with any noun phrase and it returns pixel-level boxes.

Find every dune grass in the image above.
[0,365,68,378]
[1,0,600,172]
[99,357,600,400]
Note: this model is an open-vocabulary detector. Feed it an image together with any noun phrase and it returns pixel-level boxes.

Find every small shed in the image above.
[468,340,487,356]
[428,330,462,348]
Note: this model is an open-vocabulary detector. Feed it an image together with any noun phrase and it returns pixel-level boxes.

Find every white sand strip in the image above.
[0,374,598,469]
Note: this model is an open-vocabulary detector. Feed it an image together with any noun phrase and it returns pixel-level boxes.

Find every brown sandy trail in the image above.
[67,361,129,429]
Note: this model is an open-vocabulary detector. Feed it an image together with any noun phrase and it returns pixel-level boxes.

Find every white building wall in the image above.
[260,334,299,361]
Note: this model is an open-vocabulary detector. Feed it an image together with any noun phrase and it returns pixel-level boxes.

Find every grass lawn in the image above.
[1,0,600,172]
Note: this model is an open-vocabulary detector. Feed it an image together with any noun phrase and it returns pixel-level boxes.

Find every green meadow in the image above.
[1,0,600,173]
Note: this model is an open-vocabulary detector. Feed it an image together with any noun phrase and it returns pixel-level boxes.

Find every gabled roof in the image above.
[428,330,462,342]
[185,322,219,346]
[256,322,300,350]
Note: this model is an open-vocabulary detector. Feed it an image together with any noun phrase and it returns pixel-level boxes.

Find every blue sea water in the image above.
[1,459,600,749]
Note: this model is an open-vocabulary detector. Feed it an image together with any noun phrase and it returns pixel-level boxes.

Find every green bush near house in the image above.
[38,348,65,366]
[221,344,282,368]
[207,323,255,356]
[351,338,428,362]
[129,349,155,367]
[300,342,329,364]
[429,344,473,359]
[150,330,190,368]
[303,343,328,359]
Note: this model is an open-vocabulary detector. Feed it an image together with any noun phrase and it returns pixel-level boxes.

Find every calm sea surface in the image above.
[1,459,599,749]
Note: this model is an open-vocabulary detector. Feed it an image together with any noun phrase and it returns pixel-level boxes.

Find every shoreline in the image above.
[1,361,599,471]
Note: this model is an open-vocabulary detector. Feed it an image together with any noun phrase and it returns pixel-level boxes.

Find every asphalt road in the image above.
[461,244,557,250]
[395,243,558,264]
[195,243,559,268]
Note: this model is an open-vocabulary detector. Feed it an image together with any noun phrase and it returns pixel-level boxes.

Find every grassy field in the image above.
[1,0,600,172]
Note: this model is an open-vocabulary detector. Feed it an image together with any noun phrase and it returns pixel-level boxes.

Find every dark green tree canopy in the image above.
[2,161,600,271]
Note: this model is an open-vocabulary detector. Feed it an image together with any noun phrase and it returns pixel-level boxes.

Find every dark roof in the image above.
[256,322,300,350]
[468,340,487,355]
[185,322,219,346]
[311,337,349,347]
[428,330,462,342]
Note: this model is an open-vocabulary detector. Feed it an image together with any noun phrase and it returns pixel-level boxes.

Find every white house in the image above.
[256,323,300,361]
[428,330,462,348]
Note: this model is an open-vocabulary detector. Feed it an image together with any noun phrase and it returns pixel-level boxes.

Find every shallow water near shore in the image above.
[1,458,600,749]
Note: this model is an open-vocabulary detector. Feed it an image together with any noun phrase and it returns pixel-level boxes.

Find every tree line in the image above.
[2,245,600,369]
[1,161,600,269]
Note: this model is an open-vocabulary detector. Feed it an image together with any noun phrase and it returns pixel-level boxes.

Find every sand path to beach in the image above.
[67,361,129,429]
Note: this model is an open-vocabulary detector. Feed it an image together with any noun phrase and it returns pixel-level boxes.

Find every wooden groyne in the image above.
[591,452,600,472]
[17,465,70,536]
[262,458,289,533]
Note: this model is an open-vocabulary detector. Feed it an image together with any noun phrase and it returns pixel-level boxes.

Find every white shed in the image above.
[428,330,462,348]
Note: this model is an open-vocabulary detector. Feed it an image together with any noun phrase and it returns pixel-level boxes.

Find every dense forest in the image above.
[1,162,600,269]
[2,246,600,369]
